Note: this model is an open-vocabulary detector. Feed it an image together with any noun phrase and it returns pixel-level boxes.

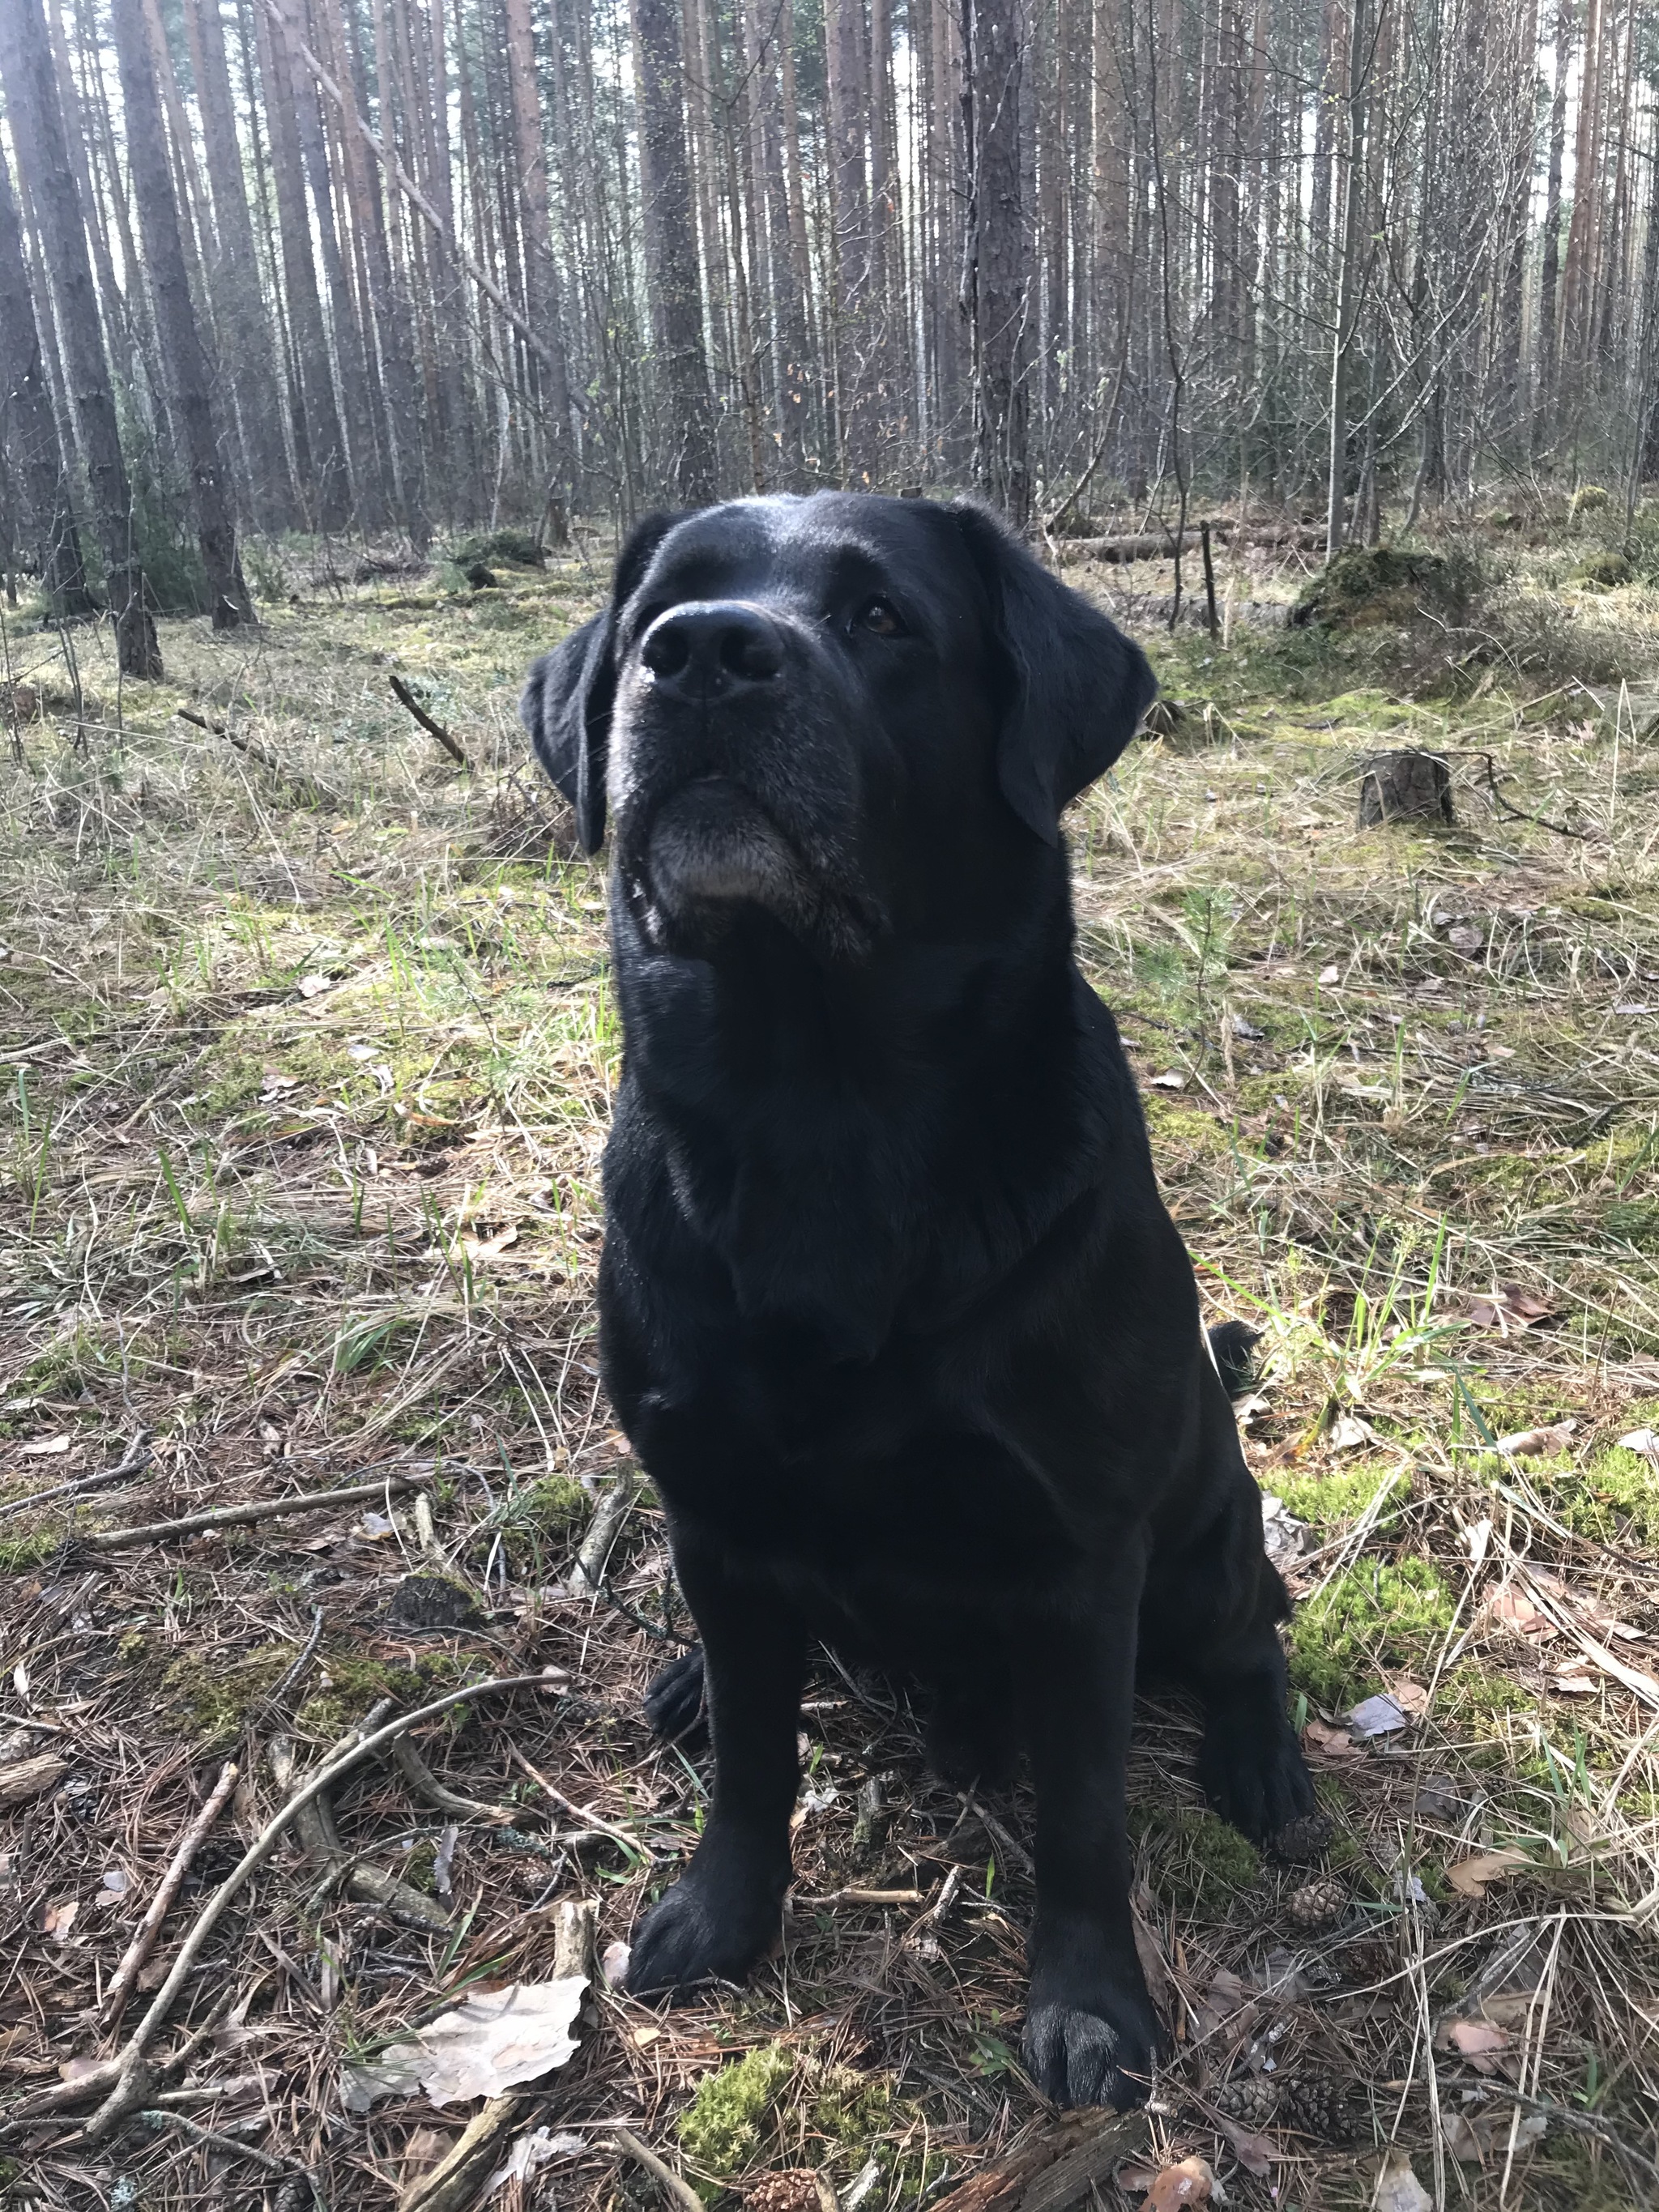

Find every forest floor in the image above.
[2,514,1657,2212]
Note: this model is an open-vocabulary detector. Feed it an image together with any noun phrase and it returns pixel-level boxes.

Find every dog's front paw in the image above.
[643,1646,707,1747]
[1021,1980,1159,2111]
[625,1853,787,1998]
[1198,1688,1316,1843]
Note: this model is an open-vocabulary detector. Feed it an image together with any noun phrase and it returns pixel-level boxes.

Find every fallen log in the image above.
[1054,522,1327,563]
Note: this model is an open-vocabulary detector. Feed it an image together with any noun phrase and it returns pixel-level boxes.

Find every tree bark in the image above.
[502,0,578,494]
[111,0,254,628]
[0,132,96,616]
[1325,0,1368,560]
[629,0,718,501]
[182,0,296,528]
[965,0,1031,525]
[0,0,161,676]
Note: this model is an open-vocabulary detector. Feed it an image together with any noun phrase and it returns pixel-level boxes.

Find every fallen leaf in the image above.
[1149,1072,1188,1091]
[411,1975,588,2107]
[1260,1495,1311,1562]
[17,1434,72,1455]
[1388,1679,1431,1718]
[1615,1429,1659,1464]
[1118,2168,1161,2195]
[600,1939,632,1987]
[1445,1847,1530,1899]
[1447,924,1484,954]
[1442,2109,1546,2163]
[1462,1516,1492,1568]
[1495,1419,1576,1458]
[1372,2147,1432,2211]
[1143,2156,1215,2209]
[1463,1284,1557,1332]
[1550,1663,1597,1697]
[633,2025,661,2048]
[41,1898,79,1940]
[1304,1717,1363,1762]
[1346,1693,1411,1739]
[487,2128,586,2196]
[460,1222,520,1264]
[1319,963,1341,984]
[1213,2117,1275,2176]
[1447,2018,1511,2059]
[1230,1014,1265,1041]
[100,1867,130,1894]
[1327,1411,1379,1451]
[58,2054,107,2086]
[1487,1586,1555,1639]
[340,2048,425,2112]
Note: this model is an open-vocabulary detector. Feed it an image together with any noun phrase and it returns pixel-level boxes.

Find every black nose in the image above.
[640,603,785,696]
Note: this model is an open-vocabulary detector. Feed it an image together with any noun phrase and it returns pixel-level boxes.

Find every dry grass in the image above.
[2,531,1657,2212]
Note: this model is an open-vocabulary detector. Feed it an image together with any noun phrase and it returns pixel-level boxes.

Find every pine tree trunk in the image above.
[0,134,96,616]
[182,0,295,529]
[111,0,254,629]
[825,0,875,480]
[502,0,578,498]
[629,0,718,501]
[0,0,161,676]
[965,0,1030,525]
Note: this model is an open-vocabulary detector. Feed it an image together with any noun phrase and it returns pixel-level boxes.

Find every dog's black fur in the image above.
[520,492,1314,2111]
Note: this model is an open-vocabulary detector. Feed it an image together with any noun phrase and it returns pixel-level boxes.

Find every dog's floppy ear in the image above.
[949,501,1157,846]
[518,511,680,852]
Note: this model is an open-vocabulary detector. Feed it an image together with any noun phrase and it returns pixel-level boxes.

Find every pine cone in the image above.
[1277,2073,1354,2142]
[1338,1934,1397,1984]
[1213,2075,1281,2128]
[744,2175,823,2212]
[1268,1811,1334,1863]
[1285,1875,1346,1930]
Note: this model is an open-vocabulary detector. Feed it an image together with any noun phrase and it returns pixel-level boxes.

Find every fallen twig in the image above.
[389,1732,517,1823]
[174,708,338,808]
[796,1886,925,1908]
[0,1430,151,1521]
[612,2128,707,2212]
[507,1743,653,1861]
[569,1468,642,1593]
[928,2108,1149,2212]
[101,1759,241,2026]
[140,2107,318,2189]
[78,1473,435,1551]
[22,1674,561,2140]
[389,674,469,767]
[1512,1556,1659,1714]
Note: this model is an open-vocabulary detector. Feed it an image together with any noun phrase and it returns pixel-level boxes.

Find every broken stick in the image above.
[101,1758,240,2026]
[388,674,469,767]
[79,1473,434,1551]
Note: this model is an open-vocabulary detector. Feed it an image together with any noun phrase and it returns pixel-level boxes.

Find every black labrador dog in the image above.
[520,492,1314,2111]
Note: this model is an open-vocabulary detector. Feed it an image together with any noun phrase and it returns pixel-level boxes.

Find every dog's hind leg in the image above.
[1143,1431,1320,1851]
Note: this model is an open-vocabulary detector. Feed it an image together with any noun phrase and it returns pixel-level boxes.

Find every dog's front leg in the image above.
[1016,1537,1161,2110]
[626,1529,805,1998]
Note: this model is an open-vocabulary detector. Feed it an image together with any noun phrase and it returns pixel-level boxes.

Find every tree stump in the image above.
[1357,749,1453,826]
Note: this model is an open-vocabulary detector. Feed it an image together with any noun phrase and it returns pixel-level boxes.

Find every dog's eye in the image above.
[855,597,906,638]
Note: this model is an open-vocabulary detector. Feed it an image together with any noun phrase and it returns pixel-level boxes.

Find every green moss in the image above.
[491,1473,591,1576]
[678,2044,796,2184]
[1277,1462,1411,1532]
[1533,1432,1659,1549]
[0,1528,60,1573]
[160,1645,295,1745]
[1289,1556,1454,1707]
[1132,1801,1260,1912]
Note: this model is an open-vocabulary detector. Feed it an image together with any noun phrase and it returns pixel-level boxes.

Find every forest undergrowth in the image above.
[2,516,1657,2212]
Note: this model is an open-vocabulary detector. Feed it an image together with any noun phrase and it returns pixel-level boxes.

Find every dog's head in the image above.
[520,494,1155,957]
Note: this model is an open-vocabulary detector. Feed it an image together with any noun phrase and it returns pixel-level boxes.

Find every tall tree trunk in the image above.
[0,0,161,675]
[501,0,578,497]
[0,133,96,616]
[826,0,875,479]
[254,0,349,525]
[182,0,296,527]
[629,0,718,501]
[111,0,253,626]
[1325,0,1368,557]
[965,0,1031,524]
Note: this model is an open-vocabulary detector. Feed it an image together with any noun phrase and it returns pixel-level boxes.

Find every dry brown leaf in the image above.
[1445,1847,1530,1899]
[1464,1284,1556,1332]
[17,1433,72,1455]
[1304,1717,1363,1761]
[1494,1419,1576,1457]
[1372,2148,1432,2211]
[460,1221,520,1264]
[1487,1586,1555,1639]
[41,1897,79,1939]
[1143,2156,1215,2208]
[1214,2116,1276,2176]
